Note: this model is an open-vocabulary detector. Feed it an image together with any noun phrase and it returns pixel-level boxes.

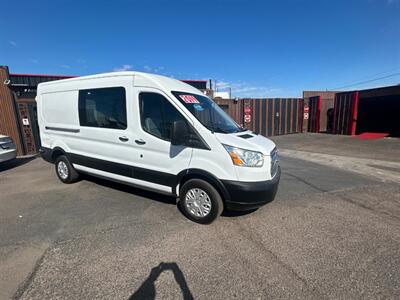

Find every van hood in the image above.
[214,131,276,155]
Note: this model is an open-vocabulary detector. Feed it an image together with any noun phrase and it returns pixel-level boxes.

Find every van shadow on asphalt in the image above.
[81,174,259,219]
[129,262,194,300]
[221,209,258,217]
[0,156,36,172]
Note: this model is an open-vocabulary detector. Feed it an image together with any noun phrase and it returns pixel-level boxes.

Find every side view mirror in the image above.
[171,120,189,146]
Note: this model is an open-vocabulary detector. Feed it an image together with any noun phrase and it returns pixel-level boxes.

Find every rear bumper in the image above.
[0,149,17,163]
[222,167,280,211]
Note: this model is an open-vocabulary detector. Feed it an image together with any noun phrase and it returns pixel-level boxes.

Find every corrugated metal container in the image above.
[303,91,337,99]
[215,98,303,136]
[320,98,335,133]
[307,96,321,133]
[16,98,40,155]
[356,85,400,136]
[0,70,76,155]
[0,66,24,155]
[333,85,400,136]
[181,80,208,90]
[303,91,336,133]
[214,98,244,125]
[9,74,75,87]
[333,91,358,135]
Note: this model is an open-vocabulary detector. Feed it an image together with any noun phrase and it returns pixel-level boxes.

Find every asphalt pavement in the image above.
[0,134,399,299]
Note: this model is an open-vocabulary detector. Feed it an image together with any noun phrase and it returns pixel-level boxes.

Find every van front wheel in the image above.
[179,179,223,224]
[55,155,79,184]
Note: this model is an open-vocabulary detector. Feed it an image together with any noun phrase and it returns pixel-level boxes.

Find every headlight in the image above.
[270,147,279,177]
[223,144,264,167]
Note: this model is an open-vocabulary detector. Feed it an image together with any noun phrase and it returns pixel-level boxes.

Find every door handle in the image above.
[135,139,146,145]
[119,136,129,142]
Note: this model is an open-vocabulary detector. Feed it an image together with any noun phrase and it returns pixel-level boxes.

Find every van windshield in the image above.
[172,91,244,134]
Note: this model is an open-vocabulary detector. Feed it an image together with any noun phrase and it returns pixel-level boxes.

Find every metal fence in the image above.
[215,98,304,136]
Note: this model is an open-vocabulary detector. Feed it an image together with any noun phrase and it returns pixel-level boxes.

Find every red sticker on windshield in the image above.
[179,95,199,104]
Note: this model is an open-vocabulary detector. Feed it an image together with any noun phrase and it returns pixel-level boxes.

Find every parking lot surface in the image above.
[1,134,399,299]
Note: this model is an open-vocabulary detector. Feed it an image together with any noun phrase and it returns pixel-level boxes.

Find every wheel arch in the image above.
[51,146,67,162]
[176,169,231,204]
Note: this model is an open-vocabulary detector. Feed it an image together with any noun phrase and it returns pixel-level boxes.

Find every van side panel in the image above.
[42,91,79,125]
[38,76,178,195]
[38,89,79,153]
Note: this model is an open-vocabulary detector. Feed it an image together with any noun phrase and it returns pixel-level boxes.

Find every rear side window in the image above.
[79,87,127,129]
[139,92,187,141]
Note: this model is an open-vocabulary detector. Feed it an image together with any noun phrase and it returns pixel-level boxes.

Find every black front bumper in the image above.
[222,167,281,211]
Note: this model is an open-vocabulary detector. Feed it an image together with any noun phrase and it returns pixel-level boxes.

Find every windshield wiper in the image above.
[204,125,215,133]
[205,125,228,133]
[213,126,231,133]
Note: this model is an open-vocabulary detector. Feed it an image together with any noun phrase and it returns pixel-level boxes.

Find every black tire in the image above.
[179,179,224,224]
[54,155,79,184]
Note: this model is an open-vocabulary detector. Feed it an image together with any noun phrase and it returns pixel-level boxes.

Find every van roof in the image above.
[38,71,203,95]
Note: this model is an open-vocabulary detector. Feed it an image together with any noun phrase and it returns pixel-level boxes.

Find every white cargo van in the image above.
[37,72,280,223]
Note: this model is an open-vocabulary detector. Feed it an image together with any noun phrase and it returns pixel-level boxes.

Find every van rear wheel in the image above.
[179,179,223,224]
[55,155,79,184]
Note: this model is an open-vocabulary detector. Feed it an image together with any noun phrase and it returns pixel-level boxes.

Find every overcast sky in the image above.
[1,0,399,97]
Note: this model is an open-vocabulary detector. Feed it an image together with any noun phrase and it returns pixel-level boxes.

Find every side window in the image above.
[79,87,127,129]
[139,92,187,141]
